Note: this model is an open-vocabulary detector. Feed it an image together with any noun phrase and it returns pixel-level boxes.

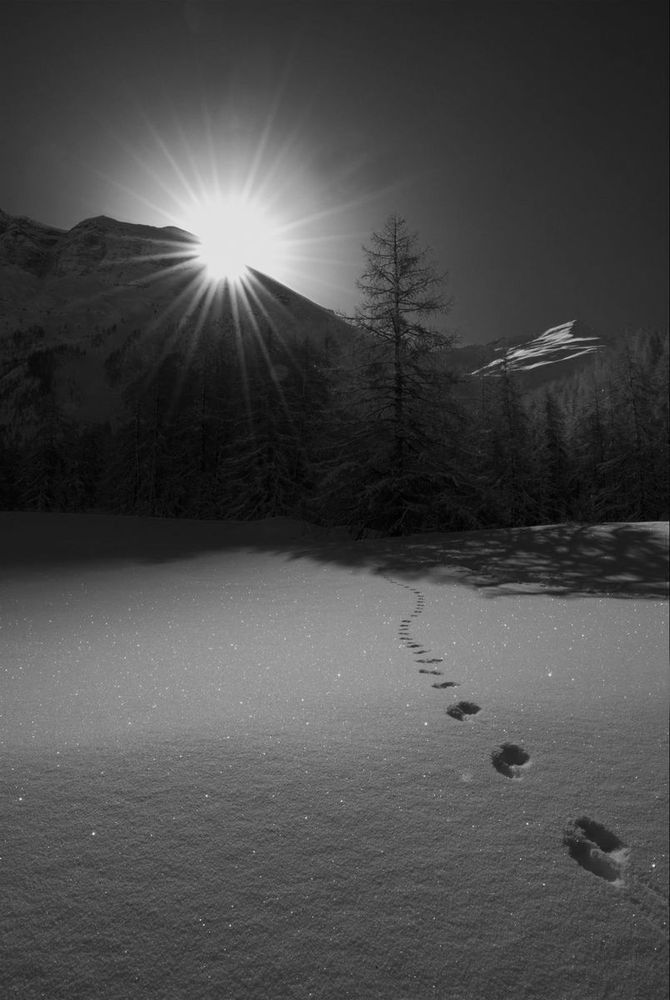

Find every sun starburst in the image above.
[80,101,396,432]
[184,194,282,284]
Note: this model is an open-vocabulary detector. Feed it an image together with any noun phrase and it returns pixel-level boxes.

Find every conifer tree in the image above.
[540,390,571,521]
[354,214,455,534]
[475,355,537,527]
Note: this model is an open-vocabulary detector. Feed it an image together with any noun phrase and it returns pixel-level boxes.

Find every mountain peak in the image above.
[0,209,361,366]
[0,209,199,283]
[471,320,604,381]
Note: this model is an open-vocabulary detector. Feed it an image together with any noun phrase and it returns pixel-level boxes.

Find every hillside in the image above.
[0,209,358,348]
[471,320,607,386]
[441,320,610,393]
[0,210,364,429]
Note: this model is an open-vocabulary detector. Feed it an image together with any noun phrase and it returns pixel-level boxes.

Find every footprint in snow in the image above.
[385,575,437,664]
[446,701,481,721]
[491,743,531,779]
[564,822,669,936]
[563,817,629,884]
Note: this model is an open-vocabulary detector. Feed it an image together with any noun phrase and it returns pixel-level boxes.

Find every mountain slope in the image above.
[470,320,606,384]
[0,210,362,429]
[0,210,355,350]
[432,320,609,395]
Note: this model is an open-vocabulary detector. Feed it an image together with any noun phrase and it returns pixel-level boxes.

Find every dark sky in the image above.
[0,0,667,343]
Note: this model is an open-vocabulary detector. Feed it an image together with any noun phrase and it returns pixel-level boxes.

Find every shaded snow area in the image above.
[1,513,668,1000]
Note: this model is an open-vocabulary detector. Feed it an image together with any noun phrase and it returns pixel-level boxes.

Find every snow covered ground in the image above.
[1,513,668,999]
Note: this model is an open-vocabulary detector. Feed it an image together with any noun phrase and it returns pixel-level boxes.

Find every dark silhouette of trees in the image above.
[351,214,456,534]
[0,277,667,532]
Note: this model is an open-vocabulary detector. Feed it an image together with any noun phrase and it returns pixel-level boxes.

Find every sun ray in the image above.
[231,278,294,426]
[58,84,411,417]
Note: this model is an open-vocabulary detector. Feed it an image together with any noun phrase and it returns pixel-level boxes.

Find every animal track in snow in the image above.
[491,743,531,779]
[446,701,481,721]
[563,817,629,884]
[383,575,444,678]
[382,577,666,941]
[384,577,484,726]
[563,817,669,938]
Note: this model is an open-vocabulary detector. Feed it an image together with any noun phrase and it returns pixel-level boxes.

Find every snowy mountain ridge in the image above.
[470,321,604,379]
[0,208,193,281]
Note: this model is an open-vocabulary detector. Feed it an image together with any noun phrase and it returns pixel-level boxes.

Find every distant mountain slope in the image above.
[445,320,610,391]
[0,209,357,350]
[0,210,364,428]
[472,320,603,376]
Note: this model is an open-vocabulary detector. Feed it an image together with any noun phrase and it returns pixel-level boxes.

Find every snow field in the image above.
[0,514,668,999]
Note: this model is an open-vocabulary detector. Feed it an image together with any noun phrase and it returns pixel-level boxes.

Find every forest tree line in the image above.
[0,320,667,536]
[0,216,667,535]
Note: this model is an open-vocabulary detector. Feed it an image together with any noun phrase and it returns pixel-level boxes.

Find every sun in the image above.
[186,195,280,283]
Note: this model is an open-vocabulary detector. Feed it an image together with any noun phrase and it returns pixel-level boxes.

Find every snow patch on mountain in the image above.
[471,321,603,376]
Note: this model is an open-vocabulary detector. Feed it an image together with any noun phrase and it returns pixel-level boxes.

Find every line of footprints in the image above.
[388,576,530,776]
[385,575,670,934]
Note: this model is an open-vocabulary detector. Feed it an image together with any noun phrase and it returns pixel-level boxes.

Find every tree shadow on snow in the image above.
[348,521,669,599]
[0,512,667,600]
